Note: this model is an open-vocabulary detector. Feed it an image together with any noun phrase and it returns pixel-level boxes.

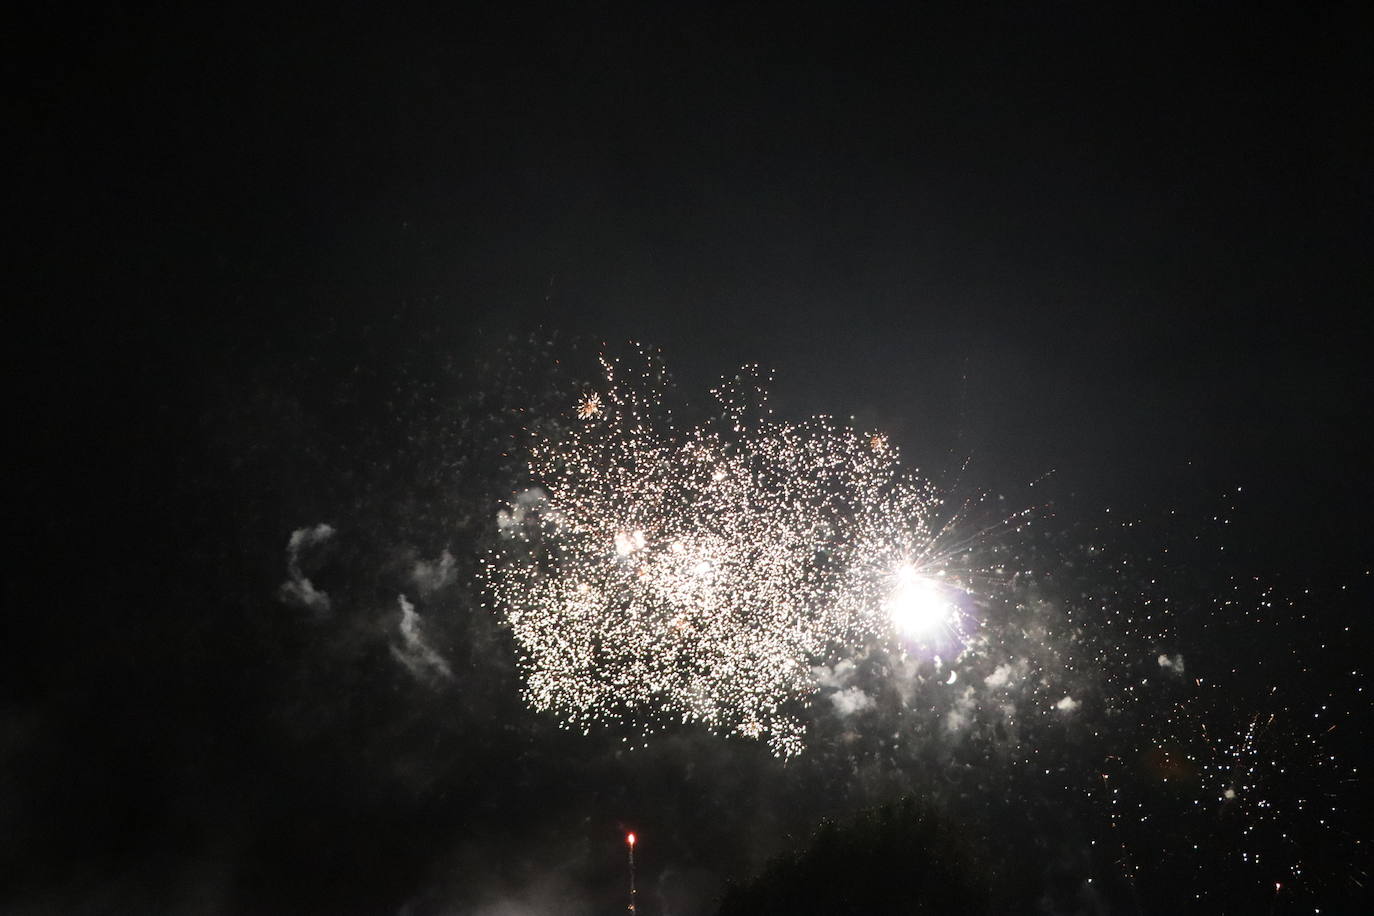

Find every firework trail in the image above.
[626,831,637,914]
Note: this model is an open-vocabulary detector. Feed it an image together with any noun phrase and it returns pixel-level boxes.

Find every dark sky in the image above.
[20,4,1372,552]
[9,4,1373,914]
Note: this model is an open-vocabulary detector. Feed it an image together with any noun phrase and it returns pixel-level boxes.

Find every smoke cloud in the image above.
[984,658,1028,690]
[411,549,457,596]
[945,685,977,733]
[1156,653,1185,675]
[277,523,335,614]
[829,686,875,717]
[391,594,453,684]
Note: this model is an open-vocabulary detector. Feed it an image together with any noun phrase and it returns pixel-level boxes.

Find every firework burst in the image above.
[483,350,956,755]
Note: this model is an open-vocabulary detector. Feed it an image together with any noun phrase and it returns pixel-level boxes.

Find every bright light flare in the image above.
[887,566,954,638]
[626,832,636,846]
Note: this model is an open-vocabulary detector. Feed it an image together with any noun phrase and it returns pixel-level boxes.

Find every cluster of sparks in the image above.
[1064,506,1368,909]
[483,352,959,755]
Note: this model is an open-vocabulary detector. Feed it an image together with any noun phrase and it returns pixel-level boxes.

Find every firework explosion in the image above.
[483,349,970,755]
[473,348,1362,907]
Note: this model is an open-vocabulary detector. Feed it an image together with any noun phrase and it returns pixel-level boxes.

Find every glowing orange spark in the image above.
[577,393,602,419]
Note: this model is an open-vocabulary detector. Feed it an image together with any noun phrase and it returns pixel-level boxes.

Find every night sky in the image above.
[10,4,1373,914]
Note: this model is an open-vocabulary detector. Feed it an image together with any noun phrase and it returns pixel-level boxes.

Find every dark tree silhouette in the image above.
[717,798,991,915]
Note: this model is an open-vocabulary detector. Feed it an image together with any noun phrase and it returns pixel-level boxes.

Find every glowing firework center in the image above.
[484,357,946,756]
[887,565,955,639]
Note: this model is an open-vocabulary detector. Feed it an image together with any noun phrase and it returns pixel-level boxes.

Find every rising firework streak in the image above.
[626,831,637,914]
